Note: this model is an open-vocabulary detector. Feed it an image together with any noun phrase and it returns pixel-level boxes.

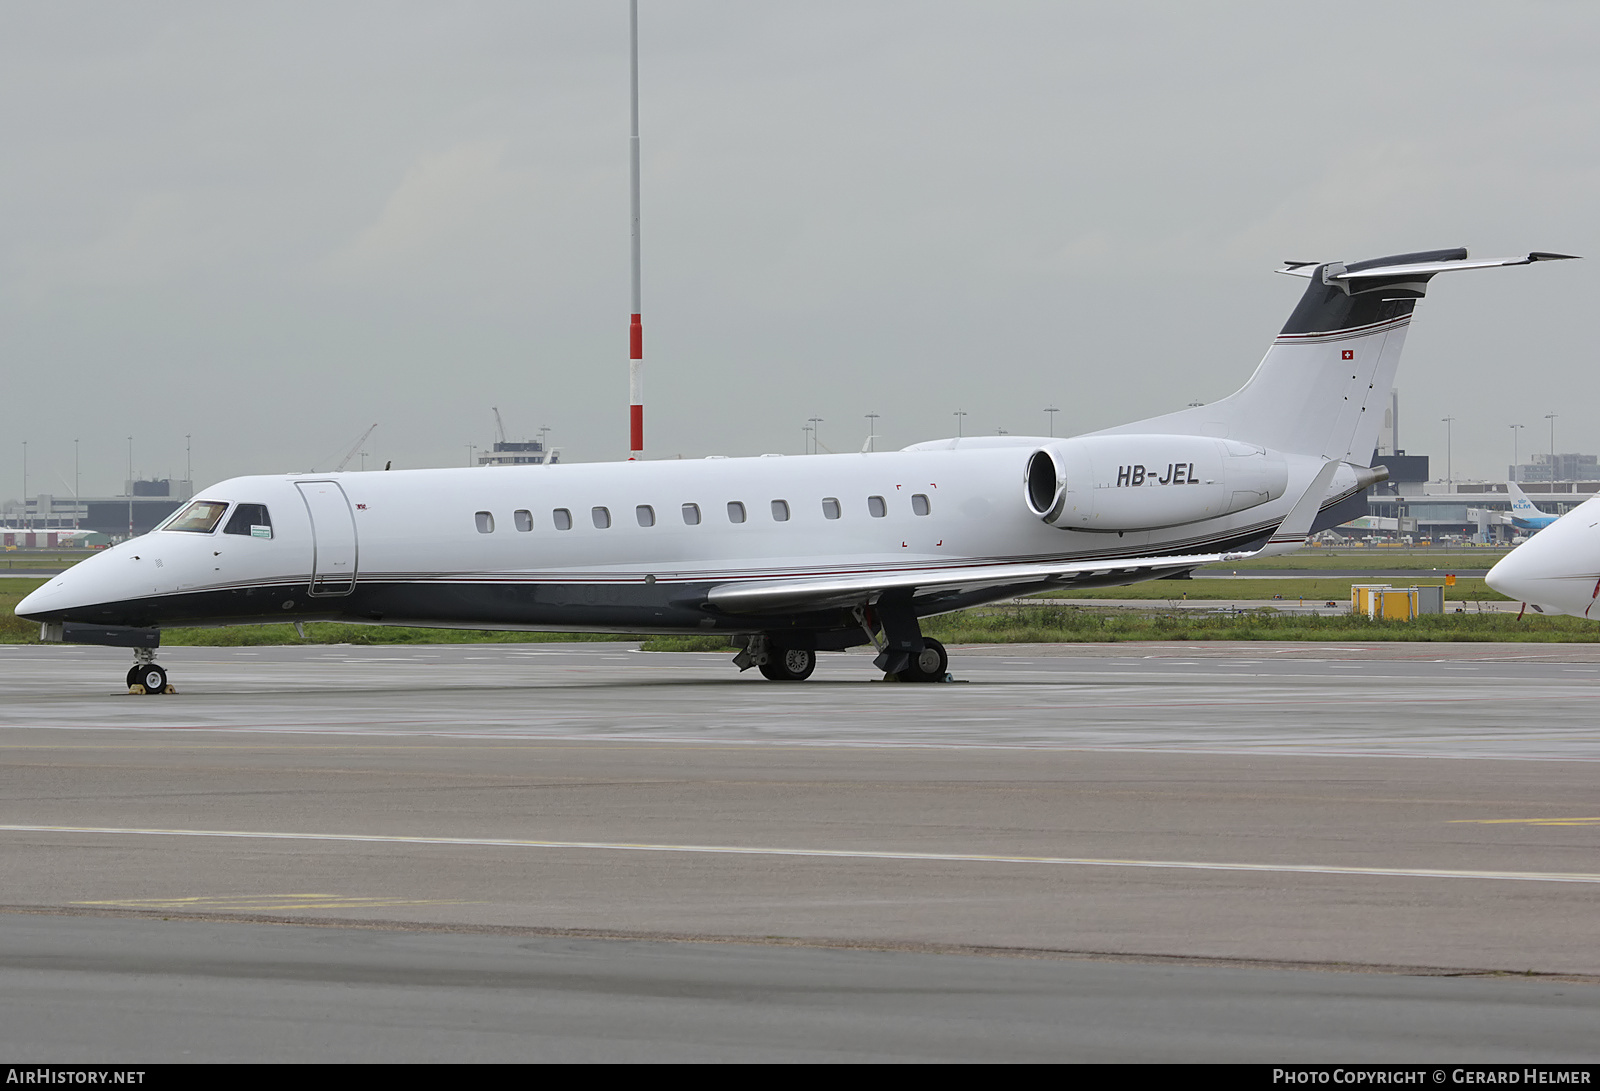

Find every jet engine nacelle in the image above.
[1025,435,1289,531]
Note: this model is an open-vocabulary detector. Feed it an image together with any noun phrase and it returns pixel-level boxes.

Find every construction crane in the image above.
[331,424,378,472]
[492,407,508,447]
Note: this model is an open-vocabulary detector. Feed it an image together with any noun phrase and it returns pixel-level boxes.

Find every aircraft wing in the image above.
[705,551,1251,614]
[708,461,1338,615]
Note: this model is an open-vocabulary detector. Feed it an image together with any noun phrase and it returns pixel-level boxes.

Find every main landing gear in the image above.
[760,647,818,682]
[127,647,174,695]
[731,603,951,683]
[733,636,817,681]
[891,637,948,683]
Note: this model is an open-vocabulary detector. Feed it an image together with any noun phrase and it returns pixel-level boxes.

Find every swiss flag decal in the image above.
[1341,349,1354,360]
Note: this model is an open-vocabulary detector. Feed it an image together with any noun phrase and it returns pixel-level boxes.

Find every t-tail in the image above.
[1098,249,1577,461]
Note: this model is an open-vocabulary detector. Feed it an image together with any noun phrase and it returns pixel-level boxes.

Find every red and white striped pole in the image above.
[627,0,644,460]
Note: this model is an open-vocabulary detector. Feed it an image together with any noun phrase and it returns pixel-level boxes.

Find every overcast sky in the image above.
[3,1,1597,498]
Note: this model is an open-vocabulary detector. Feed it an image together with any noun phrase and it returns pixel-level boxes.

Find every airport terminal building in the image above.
[4,478,194,542]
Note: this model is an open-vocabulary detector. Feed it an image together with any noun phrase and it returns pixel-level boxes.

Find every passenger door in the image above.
[296,481,358,596]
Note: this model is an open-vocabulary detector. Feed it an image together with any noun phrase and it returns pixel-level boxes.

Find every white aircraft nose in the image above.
[14,544,144,622]
[1485,548,1538,601]
[15,577,66,620]
[1485,498,1600,617]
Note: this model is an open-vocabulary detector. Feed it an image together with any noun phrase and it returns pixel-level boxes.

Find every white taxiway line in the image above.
[3,824,1598,885]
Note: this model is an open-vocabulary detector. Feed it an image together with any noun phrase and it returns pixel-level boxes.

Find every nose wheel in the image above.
[127,649,173,695]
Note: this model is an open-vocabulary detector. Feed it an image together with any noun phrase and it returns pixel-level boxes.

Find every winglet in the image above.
[1264,460,1341,550]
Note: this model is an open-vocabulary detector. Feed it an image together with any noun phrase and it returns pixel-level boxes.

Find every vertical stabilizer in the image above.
[1096,250,1576,462]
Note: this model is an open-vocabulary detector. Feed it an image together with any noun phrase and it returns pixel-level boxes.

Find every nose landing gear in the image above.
[127,648,174,695]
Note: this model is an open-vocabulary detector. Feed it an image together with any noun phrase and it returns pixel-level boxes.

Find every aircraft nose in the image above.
[15,546,136,622]
[1484,505,1600,617]
[15,575,69,621]
[1485,549,1535,600]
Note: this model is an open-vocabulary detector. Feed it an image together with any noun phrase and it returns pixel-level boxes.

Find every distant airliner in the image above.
[17,248,1575,693]
[1486,497,1600,618]
[1505,480,1560,531]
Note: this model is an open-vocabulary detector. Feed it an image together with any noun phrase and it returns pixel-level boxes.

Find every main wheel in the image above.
[896,639,947,683]
[132,664,168,695]
[758,647,817,681]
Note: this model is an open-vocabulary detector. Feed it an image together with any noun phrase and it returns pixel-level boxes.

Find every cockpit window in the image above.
[223,503,273,538]
[161,500,229,534]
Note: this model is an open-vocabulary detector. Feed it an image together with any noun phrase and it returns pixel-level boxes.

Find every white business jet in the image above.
[1486,496,1600,618]
[18,248,1574,693]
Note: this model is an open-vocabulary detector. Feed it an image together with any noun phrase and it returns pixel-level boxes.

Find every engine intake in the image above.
[1025,435,1289,531]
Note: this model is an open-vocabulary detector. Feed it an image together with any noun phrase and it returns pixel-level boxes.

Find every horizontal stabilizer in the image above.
[1279,251,1578,280]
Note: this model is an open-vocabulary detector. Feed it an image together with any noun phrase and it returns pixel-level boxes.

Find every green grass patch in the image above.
[923,605,1600,643]
[1049,577,1509,602]
[1204,550,1508,572]
[0,579,48,642]
[638,634,741,652]
[0,551,92,571]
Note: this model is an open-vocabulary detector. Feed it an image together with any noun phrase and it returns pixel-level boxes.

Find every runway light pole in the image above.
[1509,423,1524,482]
[627,0,644,460]
[1044,406,1059,438]
[808,417,823,454]
[953,410,967,438]
[1440,417,1454,487]
[1546,412,1558,483]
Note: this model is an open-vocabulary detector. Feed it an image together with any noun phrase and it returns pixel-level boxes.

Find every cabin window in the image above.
[514,509,533,532]
[912,493,931,516]
[821,497,841,520]
[636,505,655,527]
[727,501,746,524]
[475,511,495,534]
[552,508,572,531]
[223,503,272,538]
[771,500,790,522]
[867,495,887,518]
[592,506,611,529]
[682,503,701,525]
[162,500,229,534]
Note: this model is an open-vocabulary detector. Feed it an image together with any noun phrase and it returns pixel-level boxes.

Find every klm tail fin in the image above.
[1507,480,1552,518]
[1098,249,1576,461]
